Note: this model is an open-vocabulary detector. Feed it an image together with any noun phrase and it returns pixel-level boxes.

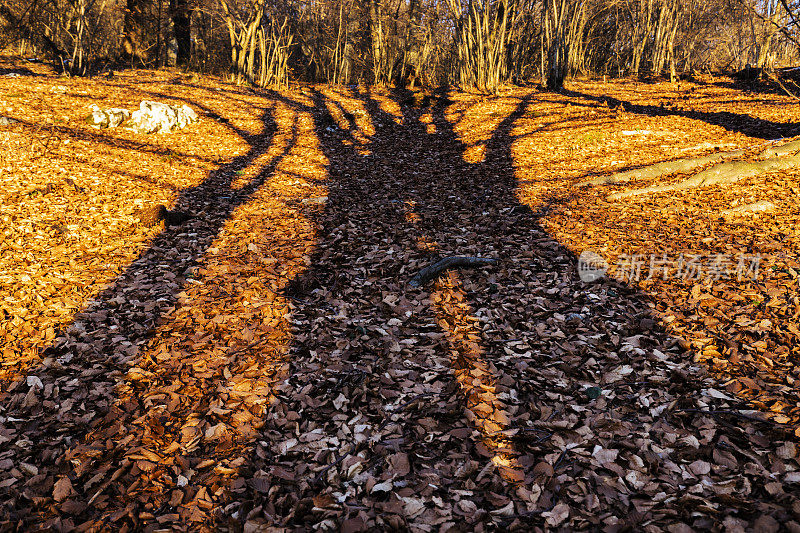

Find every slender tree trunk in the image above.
[543,0,580,90]
[156,0,163,66]
[333,1,344,84]
[368,0,388,85]
[756,3,780,71]
[449,0,513,93]
[667,8,679,81]
[122,0,143,66]
[170,0,191,67]
[631,0,654,77]
[74,0,86,75]
[566,1,587,76]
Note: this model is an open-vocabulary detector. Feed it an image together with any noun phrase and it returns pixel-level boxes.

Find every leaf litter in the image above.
[0,58,799,531]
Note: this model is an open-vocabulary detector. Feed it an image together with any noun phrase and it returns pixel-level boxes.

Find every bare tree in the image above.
[447,0,517,93]
[170,0,191,66]
[2,0,798,87]
[122,0,146,66]
[219,0,293,87]
[542,0,584,89]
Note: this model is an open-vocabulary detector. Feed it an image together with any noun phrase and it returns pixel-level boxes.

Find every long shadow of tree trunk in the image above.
[561,88,800,139]
[0,107,301,528]
[222,87,780,530]
[2,84,794,530]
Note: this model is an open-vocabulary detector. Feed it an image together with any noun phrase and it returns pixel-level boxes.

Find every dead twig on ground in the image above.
[410,256,497,287]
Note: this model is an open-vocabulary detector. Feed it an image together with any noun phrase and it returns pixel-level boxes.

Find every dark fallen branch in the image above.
[496,501,559,525]
[766,69,800,102]
[312,443,356,485]
[409,256,497,287]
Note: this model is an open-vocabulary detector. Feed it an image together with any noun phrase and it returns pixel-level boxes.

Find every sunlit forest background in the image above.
[2,0,800,90]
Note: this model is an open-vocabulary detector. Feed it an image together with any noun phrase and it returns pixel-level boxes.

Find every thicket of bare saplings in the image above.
[1,0,799,91]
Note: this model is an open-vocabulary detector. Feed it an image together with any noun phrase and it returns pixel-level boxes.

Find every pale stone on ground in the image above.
[85,101,198,133]
[719,201,776,218]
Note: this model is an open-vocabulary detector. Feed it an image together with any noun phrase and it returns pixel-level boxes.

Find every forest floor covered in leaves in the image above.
[1,57,800,532]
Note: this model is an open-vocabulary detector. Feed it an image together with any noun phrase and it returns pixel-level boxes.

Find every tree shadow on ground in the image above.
[712,70,800,98]
[0,84,795,531]
[0,67,43,77]
[219,87,794,530]
[561,88,800,140]
[0,105,295,529]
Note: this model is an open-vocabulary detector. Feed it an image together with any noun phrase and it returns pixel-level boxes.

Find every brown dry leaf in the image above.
[544,503,570,527]
[52,477,74,502]
[387,453,410,477]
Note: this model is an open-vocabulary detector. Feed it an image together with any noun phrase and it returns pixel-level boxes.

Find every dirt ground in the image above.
[1,57,799,531]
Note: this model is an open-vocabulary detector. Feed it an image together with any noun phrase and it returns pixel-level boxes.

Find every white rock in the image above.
[128,100,198,133]
[106,108,131,127]
[85,104,130,129]
[85,101,197,133]
[86,104,110,128]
